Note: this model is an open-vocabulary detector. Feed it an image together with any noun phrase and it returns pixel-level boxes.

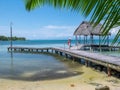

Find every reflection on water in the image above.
[10,51,14,75]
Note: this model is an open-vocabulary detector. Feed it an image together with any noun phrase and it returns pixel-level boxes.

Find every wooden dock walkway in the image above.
[8,47,120,76]
[82,45,120,51]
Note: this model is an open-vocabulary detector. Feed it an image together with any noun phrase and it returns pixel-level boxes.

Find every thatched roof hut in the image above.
[74,21,109,36]
[73,21,110,45]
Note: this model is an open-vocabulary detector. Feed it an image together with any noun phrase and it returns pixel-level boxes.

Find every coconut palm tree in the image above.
[24,0,120,45]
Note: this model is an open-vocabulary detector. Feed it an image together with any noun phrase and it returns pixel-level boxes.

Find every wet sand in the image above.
[0,59,120,90]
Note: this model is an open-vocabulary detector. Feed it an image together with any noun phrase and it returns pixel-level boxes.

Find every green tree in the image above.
[0,35,26,41]
[24,0,120,45]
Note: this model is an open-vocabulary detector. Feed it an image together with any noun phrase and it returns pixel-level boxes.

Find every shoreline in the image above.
[0,66,120,90]
[0,45,120,90]
[0,56,120,90]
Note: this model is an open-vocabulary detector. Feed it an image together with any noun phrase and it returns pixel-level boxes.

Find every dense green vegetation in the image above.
[0,36,26,41]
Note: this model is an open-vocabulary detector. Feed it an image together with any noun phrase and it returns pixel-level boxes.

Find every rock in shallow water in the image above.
[95,85,110,90]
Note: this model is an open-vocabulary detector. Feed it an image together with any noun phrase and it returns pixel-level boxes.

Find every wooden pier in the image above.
[8,47,120,76]
[82,45,120,51]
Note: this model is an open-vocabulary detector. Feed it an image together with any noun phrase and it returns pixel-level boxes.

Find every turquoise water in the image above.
[0,40,119,81]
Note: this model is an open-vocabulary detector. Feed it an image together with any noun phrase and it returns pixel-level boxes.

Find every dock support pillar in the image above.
[51,49,53,53]
[21,49,23,52]
[31,49,33,52]
[85,60,88,67]
[36,49,38,52]
[60,52,62,56]
[79,58,81,64]
[41,50,43,52]
[47,49,48,52]
[28,49,30,52]
[107,66,111,76]
[72,57,75,64]
[69,55,72,60]
[89,62,93,67]
[55,51,58,54]
[65,54,68,58]
[100,66,104,72]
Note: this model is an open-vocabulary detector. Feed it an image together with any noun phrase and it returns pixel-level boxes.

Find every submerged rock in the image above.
[95,85,110,90]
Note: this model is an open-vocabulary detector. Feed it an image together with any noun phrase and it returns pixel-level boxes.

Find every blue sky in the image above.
[0,0,118,40]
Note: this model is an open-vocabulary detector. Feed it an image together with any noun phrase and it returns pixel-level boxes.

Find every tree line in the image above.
[0,35,26,41]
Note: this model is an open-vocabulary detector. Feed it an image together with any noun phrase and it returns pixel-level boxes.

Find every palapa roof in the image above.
[74,21,110,36]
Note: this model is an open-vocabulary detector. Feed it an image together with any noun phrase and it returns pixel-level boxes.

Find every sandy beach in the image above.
[0,58,120,90]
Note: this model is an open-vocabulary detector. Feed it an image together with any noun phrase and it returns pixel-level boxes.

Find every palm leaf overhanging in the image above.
[24,0,120,45]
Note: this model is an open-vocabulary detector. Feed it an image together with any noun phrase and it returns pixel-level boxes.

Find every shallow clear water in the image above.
[0,42,77,81]
[0,40,119,81]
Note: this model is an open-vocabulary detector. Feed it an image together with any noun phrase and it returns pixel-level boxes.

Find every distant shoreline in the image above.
[0,35,26,41]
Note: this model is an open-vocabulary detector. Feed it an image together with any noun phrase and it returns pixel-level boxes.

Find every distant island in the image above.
[0,36,26,41]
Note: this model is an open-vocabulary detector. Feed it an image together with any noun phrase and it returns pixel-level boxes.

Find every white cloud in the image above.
[26,25,76,39]
[43,25,76,30]
[0,25,77,39]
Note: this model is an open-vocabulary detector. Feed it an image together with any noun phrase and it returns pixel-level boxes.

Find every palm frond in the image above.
[24,0,120,45]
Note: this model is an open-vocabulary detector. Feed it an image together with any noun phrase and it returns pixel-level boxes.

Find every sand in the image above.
[0,55,120,90]
[0,63,120,90]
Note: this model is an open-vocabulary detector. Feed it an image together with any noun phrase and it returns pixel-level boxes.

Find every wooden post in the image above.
[90,34,94,45]
[36,49,38,52]
[107,66,111,76]
[65,54,68,58]
[86,36,87,44]
[99,35,100,46]
[84,36,85,44]
[99,35,102,52]
[79,58,81,64]
[10,22,13,51]
[8,48,9,51]
[60,52,62,56]
[72,57,75,64]
[31,49,33,52]
[51,49,53,53]
[109,47,112,52]
[47,49,48,52]
[56,51,58,54]
[89,61,93,67]
[76,35,78,45]
[79,35,81,44]
[69,55,72,60]
[90,34,94,51]
[107,35,109,46]
[100,66,104,72]
[85,60,88,67]
[28,49,30,52]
